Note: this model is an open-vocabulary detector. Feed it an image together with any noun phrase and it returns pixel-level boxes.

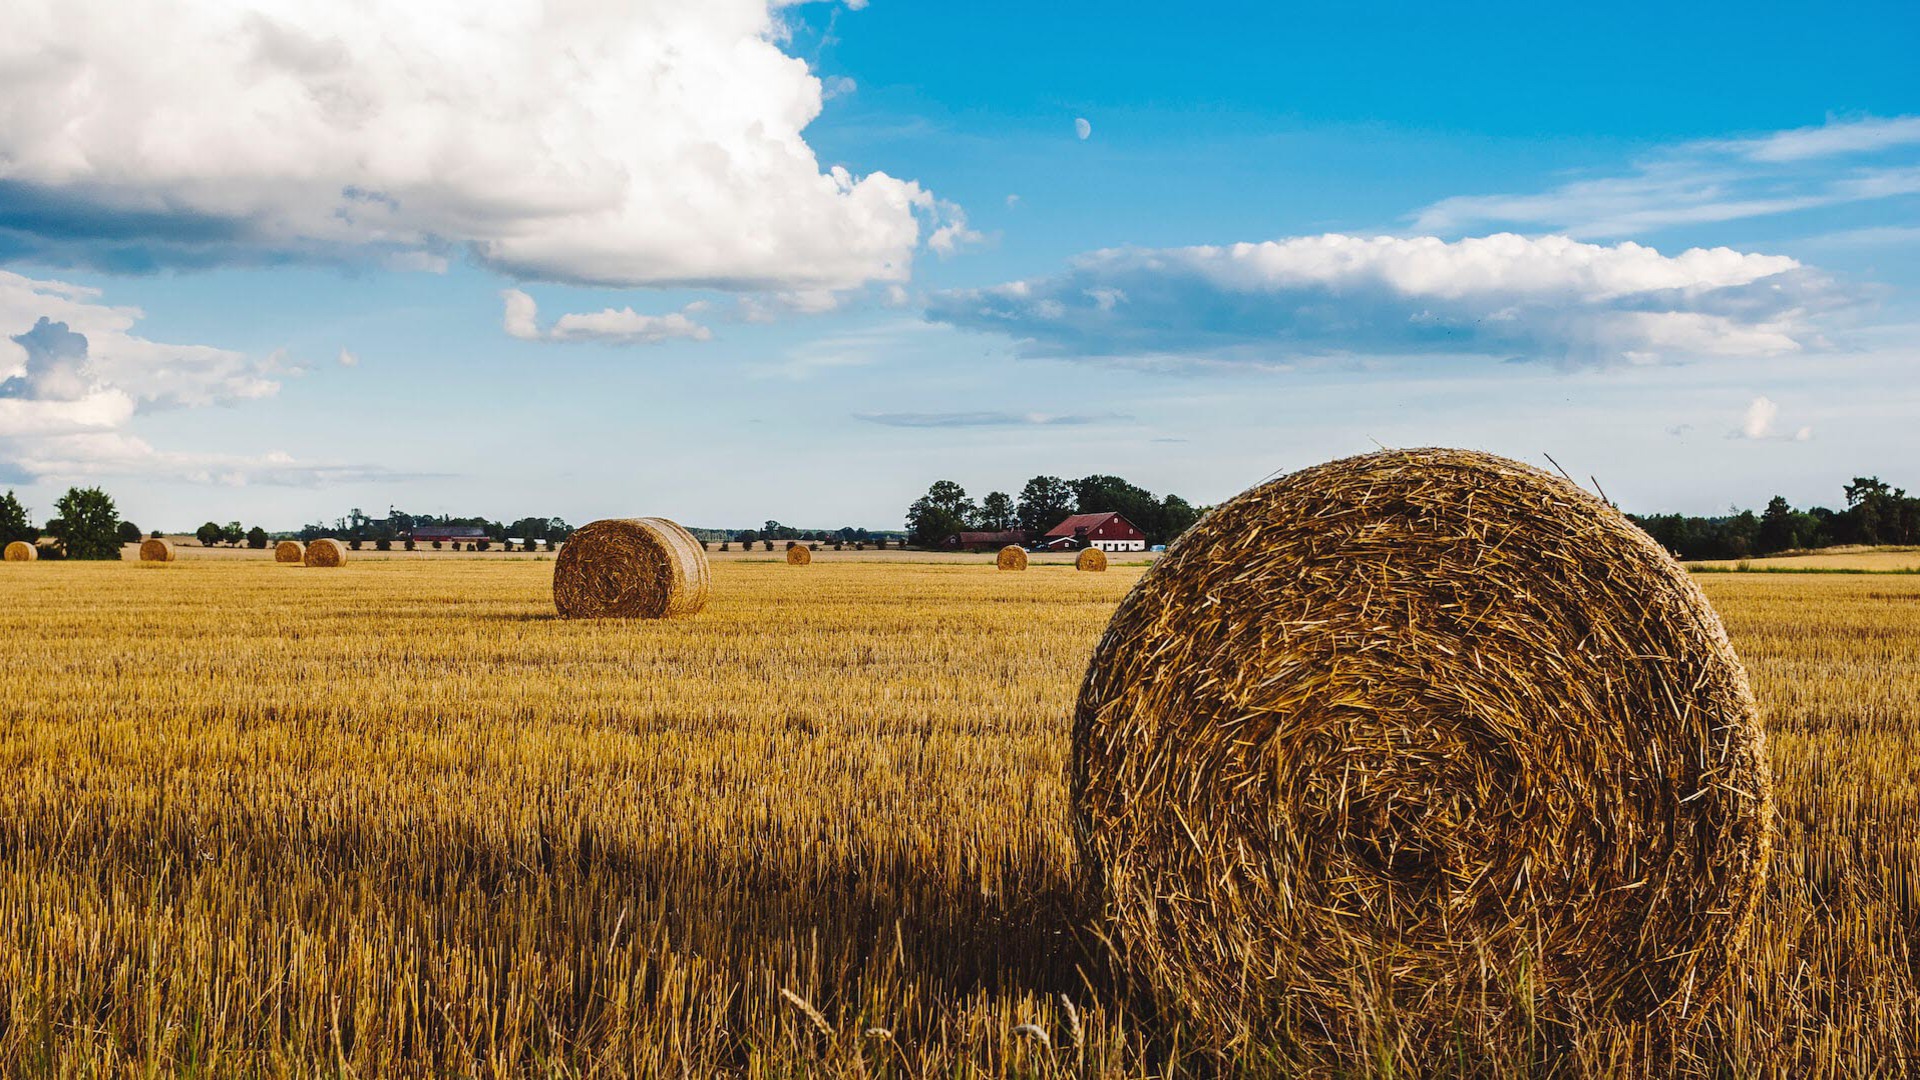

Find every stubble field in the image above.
[1,558,1918,1076]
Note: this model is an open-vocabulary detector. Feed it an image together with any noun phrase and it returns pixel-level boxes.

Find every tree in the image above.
[49,487,122,560]
[1757,496,1799,555]
[117,520,143,545]
[197,522,224,547]
[976,491,1015,531]
[375,537,392,551]
[1016,475,1075,539]
[905,480,975,548]
[223,521,245,546]
[404,538,416,552]
[0,491,36,548]
[245,526,269,549]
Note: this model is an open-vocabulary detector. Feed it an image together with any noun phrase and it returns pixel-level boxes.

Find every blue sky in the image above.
[0,0,1915,530]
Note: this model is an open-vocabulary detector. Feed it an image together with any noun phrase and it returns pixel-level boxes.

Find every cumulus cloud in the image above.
[501,289,712,345]
[1415,114,1920,238]
[854,410,1129,428]
[0,1,955,289]
[0,271,389,484]
[1733,395,1813,442]
[926,232,1838,368]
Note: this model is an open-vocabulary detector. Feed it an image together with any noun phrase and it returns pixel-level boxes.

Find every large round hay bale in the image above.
[274,540,305,564]
[4,540,36,562]
[786,544,812,566]
[996,545,1027,571]
[552,517,710,619]
[138,538,176,562]
[303,538,347,568]
[1072,447,1770,1052]
[1075,547,1107,572]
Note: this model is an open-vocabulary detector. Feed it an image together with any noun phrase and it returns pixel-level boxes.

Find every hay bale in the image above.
[303,538,347,568]
[4,540,36,562]
[1071,447,1770,1051]
[786,544,812,566]
[552,517,710,619]
[138,538,176,562]
[1075,547,1108,572]
[274,540,305,564]
[996,545,1028,571]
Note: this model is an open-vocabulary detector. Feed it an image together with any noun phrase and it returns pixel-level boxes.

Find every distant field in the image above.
[125,539,1147,567]
[1688,545,1920,573]
[2,559,1917,1074]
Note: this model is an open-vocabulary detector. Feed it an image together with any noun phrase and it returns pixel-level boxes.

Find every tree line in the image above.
[1632,476,1920,561]
[294,509,576,549]
[1,487,142,560]
[903,474,1203,549]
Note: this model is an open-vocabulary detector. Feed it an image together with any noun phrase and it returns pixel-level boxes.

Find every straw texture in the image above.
[4,541,35,562]
[1075,547,1108,572]
[996,545,1028,571]
[552,517,710,619]
[275,540,305,564]
[787,544,812,566]
[138,538,176,563]
[1071,447,1771,1051]
[303,538,347,568]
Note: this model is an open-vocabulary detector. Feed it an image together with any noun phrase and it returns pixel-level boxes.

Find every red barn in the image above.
[1043,512,1146,552]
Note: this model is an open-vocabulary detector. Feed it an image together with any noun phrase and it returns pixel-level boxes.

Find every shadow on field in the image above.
[16,805,1102,1013]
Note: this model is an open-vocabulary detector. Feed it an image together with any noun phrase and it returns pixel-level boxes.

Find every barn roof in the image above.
[1044,512,1136,537]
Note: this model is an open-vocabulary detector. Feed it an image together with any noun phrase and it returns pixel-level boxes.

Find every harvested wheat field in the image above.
[1,559,1919,1075]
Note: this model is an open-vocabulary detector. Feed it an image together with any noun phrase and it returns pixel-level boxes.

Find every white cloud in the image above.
[336,347,358,367]
[1414,114,1920,238]
[1074,117,1092,141]
[0,271,389,485]
[927,233,1836,369]
[501,289,712,345]
[1733,394,1815,442]
[927,201,983,256]
[0,1,952,290]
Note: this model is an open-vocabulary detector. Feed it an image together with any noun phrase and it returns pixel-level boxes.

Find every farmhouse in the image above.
[947,529,1029,552]
[410,525,490,545]
[1043,512,1146,552]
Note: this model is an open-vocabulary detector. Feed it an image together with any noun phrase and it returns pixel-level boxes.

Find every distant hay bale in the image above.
[787,544,812,566]
[138,538,176,563]
[1072,447,1771,1052]
[274,540,305,564]
[552,517,710,619]
[1075,547,1107,572]
[996,545,1027,571]
[4,541,35,562]
[303,538,347,568]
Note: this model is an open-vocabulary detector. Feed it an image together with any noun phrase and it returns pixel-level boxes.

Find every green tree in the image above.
[49,487,122,560]
[0,491,36,547]
[196,522,224,547]
[1016,475,1075,539]
[117,520,143,545]
[976,491,1015,531]
[1757,496,1799,554]
[906,480,974,548]
[223,521,245,546]
[246,526,269,549]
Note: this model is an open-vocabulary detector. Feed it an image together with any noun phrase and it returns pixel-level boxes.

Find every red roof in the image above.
[1044,512,1140,538]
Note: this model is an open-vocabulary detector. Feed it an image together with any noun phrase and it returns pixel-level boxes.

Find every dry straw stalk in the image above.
[4,541,36,562]
[138,538,176,563]
[1071,447,1771,1054]
[787,545,812,566]
[997,545,1028,571]
[303,538,347,568]
[274,540,305,564]
[552,517,710,619]
[1075,547,1108,572]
